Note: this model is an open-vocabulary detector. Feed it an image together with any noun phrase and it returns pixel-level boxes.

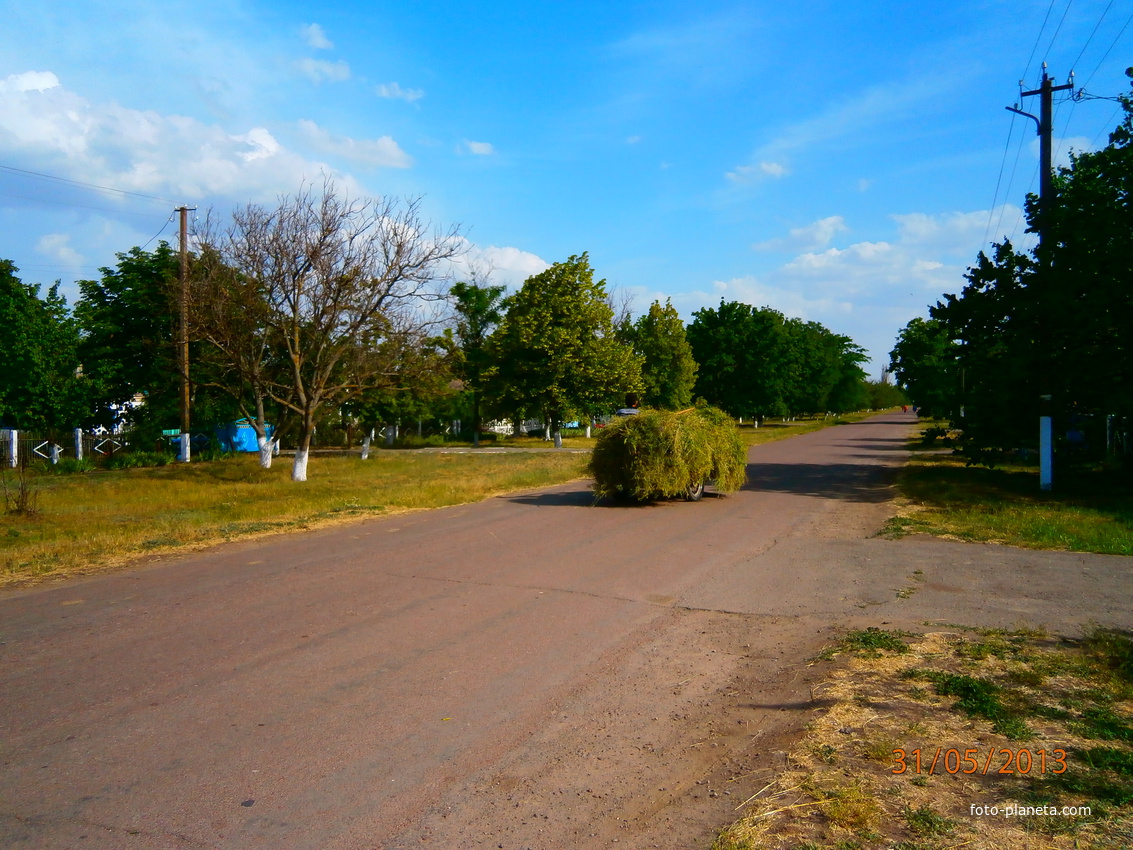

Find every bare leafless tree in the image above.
[196,178,463,481]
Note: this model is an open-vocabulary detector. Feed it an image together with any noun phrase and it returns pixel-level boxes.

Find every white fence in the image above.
[0,429,128,467]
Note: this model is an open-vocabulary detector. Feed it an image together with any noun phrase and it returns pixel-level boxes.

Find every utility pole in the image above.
[177,206,196,463]
[1006,64,1074,492]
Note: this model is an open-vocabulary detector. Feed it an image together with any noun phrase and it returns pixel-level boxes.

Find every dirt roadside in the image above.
[392,431,1133,848]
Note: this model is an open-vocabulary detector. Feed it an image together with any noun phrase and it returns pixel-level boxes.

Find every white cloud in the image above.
[295,58,350,84]
[449,241,550,289]
[36,233,84,266]
[0,70,60,93]
[726,161,790,183]
[626,135,642,144]
[684,204,1031,369]
[462,139,495,156]
[297,119,412,168]
[377,82,424,102]
[0,71,368,202]
[300,23,333,50]
[754,215,848,252]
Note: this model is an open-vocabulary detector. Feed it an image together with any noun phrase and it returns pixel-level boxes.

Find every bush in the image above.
[394,434,448,448]
[588,406,747,500]
[49,458,96,474]
[106,451,176,469]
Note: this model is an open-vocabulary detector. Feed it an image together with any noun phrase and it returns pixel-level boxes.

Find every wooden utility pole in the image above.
[177,206,195,463]
[1006,64,1074,492]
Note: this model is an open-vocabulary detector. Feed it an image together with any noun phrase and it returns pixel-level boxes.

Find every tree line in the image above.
[889,71,1133,466]
[2,180,888,481]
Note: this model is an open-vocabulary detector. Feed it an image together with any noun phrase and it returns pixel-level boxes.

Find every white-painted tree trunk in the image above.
[385,425,395,447]
[554,429,563,448]
[361,429,373,460]
[257,434,273,469]
[585,424,591,438]
[544,423,551,441]
[292,447,309,482]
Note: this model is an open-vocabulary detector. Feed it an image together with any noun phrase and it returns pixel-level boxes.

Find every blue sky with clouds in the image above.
[1,0,1130,371]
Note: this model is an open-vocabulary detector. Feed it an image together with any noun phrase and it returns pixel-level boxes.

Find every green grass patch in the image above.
[885,443,1133,555]
[0,450,586,586]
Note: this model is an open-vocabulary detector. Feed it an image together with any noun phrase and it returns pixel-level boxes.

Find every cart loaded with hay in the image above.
[588,406,748,501]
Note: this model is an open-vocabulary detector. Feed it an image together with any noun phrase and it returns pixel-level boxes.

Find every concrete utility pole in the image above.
[1006,64,1074,492]
[177,206,196,463]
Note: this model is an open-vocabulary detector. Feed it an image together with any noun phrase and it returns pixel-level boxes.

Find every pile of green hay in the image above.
[588,406,747,501]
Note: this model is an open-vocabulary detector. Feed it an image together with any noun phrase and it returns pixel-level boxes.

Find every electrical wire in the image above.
[139,211,177,252]
[1070,0,1115,72]
[0,164,181,206]
[1023,0,1061,82]
[0,189,176,219]
[1079,8,1133,89]
[984,111,1019,249]
[1042,0,1076,63]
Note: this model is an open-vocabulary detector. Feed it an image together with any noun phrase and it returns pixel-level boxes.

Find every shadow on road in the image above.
[837,436,909,451]
[744,462,898,503]
[505,488,726,509]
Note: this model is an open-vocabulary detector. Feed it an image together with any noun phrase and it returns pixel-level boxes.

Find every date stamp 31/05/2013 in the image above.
[892,747,1068,776]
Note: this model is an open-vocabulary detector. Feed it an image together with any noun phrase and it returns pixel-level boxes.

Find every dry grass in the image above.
[713,627,1133,850]
[0,450,586,587]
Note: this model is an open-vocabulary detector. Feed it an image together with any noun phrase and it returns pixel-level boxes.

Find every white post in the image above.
[1040,396,1053,492]
[74,428,83,461]
[51,444,61,464]
[8,429,17,468]
[179,432,191,463]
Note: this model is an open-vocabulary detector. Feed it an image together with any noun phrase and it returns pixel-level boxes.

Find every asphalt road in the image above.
[3,411,1131,849]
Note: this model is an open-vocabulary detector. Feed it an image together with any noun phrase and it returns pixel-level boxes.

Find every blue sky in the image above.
[1,0,1130,371]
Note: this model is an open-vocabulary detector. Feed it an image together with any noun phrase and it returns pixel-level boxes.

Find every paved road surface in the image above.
[3,411,1131,849]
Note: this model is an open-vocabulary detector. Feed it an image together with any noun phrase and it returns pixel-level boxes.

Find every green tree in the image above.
[484,253,642,447]
[77,243,238,445]
[450,279,507,445]
[0,260,86,431]
[686,301,790,422]
[621,299,698,410]
[888,316,961,419]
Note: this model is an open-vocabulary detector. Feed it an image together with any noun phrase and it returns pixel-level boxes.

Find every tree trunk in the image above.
[385,425,395,447]
[472,392,480,448]
[585,424,591,438]
[552,414,562,449]
[253,393,272,468]
[361,428,373,460]
[257,434,273,469]
[292,429,311,481]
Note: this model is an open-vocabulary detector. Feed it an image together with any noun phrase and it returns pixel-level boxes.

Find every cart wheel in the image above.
[685,480,704,501]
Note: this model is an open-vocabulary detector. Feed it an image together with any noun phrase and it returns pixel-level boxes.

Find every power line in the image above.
[1080,8,1133,89]
[1041,0,1076,62]
[1070,0,1116,71]
[1024,0,1055,80]
[984,111,1019,249]
[0,189,178,219]
[0,164,181,206]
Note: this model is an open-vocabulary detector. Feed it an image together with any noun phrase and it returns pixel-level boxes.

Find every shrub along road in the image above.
[2,411,1131,849]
